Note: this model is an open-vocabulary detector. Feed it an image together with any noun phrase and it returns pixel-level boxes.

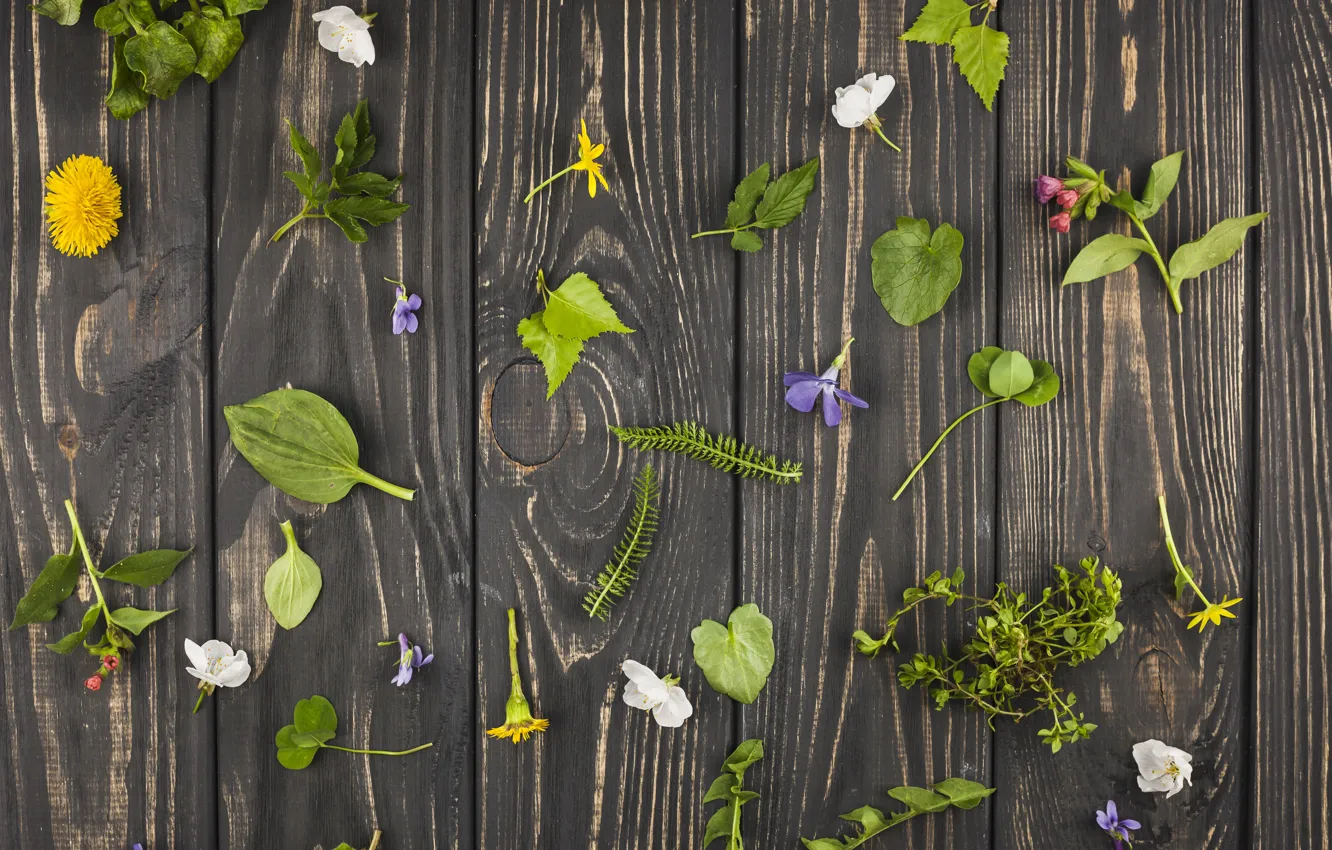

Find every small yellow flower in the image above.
[486,608,549,744]
[1186,596,1242,632]
[44,154,122,258]
[523,118,610,203]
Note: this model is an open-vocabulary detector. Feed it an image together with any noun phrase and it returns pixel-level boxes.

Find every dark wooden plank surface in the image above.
[0,1,1328,848]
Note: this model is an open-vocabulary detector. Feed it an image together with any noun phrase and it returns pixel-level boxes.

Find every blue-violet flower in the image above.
[783,338,868,427]
[387,279,421,335]
[383,632,433,686]
[1034,174,1063,204]
[1096,800,1140,849]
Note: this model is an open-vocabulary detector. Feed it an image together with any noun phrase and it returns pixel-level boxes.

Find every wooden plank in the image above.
[1252,1,1332,846]
[738,1,997,846]
[210,3,474,848]
[996,1,1252,847]
[473,1,737,847]
[0,5,215,850]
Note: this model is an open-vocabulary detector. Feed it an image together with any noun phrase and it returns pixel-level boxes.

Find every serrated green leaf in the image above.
[692,603,775,704]
[730,230,763,252]
[29,0,82,25]
[178,7,244,83]
[951,23,1008,111]
[265,520,322,629]
[900,0,972,44]
[46,604,103,654]
[753,157,819,229]
[988,350,1034,398]
[871,216,965,326]
[10,542,82,629]
[334,172,402,198]
[1062,233,1152,285]
[324,195,410,227]
[283,171,315,200]
[287,121,321,182]
[221,0,268,13]
[543,273,634,340]
[326,210,367,243]
[350,99,376,169]
[518,312,585,399]
[101,548,192,588]
[725,163,770,228]
[1167,212,1269,283]
[1012,359,1060,407]
[331,112,358,183]
[124,22,198,100]
[106,606,174,635]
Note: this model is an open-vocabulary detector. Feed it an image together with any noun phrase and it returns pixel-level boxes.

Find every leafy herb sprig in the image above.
[703,739,764,850]
[10,499,191,689]
[692,158,820,252]
[871,217,965,326]
[902,0,1008,111]
[1048,152,1267,313]
[802,778,995,848]
[275,695,432,770]
[1158,495,1243,631]
[583,464,660,621]
[518,269,635,398]
[34,0,268,119]
[853,558,1123,752]
[612,422,802,484]
[271,100,410,244]
[892,347,1059,500]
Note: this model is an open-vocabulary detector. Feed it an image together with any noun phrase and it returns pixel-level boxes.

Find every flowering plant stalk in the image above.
[1158,495,1242,631]
[486,608,550,743]
[524,119,609,202]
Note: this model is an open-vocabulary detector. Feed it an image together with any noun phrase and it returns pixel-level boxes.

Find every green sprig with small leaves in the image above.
[10,499,191,690]
[703,739,764,850]
[852,558,1123,752]
[802,778,995,849]
[271,100,410,244]
[583,464,660,621]
[275,695,432,770]
[901,0,1008,111]
[1158,494,1243,632]
[692,158,820,252]
[612,421,802,484]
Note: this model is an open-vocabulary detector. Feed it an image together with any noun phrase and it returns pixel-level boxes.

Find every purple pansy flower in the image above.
[1096,800,1141,849]
[1034,174,1064,204]
[388,632,434,687]
[388,279,421,335]
[783,338,868,427]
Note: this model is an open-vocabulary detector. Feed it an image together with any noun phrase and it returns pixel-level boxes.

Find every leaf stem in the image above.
[1157,495,1211,606]
[368,831,382,850]
[270,202,322,243]
[64,500,111,621]
[870,123,902,152]
[523,164,577,204]
[690,225,751,239]
[354,469,416,501]
[892,399,1006,500]
[1127,213,1181,313]
[322,743,434,757]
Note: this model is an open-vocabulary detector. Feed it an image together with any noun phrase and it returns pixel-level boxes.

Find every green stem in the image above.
[368,831,382,850]
[64,500,111,618]
[193,689,207,714]
[117,0,147,36]
[523,164,577,204]
[1157,495,1211,606]
[187,0,202,13]
[354,469,416,501]
[871,123,902,152]
[322,743,434,757]
[507,608,520,682]
[690,223,754,239]
[269,202,322,244]
[892,399,1006,501]
[1127,213,1181,313]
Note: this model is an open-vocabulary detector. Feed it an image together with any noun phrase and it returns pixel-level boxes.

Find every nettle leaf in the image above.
[178,7,244,83]
[1167,212,1269,283]
[730,231,763,252]
[870,216,965,326]
[988,350,1034,398]
[224,387,415,503]
[107,35,151,119]
[754,157,819,229]
[10,541,82,629]
[264,520,322,630]
[951,23,1008,111]
[47,604,103,654]
[108,606,174,635]
[101,548,192,587]
[29,0,82,25]
[124,22,198,100]
[1062,233,1152,286]
[518,312,585,399]
[544,273,635,339]
[725,163,770,229]
[900,0,973,44]
[691,603,775,704]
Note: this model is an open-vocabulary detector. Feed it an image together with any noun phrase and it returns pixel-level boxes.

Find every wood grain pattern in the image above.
[0,5,215,850]
[738,1,997,847]
[1253,1,1332,847]
[997,1,1253,848]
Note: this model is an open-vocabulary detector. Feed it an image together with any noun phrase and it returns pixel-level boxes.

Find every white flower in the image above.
[184,639,251,689]
[1133,739,1193,798]
[621,659,693,728]
[831,73,896,129]
[312,6,376,68]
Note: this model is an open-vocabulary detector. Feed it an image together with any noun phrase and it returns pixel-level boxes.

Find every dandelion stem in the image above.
[892,400,1006,501]
[523,165,577,204]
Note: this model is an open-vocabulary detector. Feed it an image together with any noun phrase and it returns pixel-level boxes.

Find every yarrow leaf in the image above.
[611,421,802,484]
[583,465,661,621]
[518,270,633,398]
[703,739,764,850]
[870,216,965,325]
[691,603,775,704]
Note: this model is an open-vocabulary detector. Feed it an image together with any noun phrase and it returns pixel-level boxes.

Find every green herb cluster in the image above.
[801,778,994,848]
[612,422,802,484]
[32,0,268,120]
[870,216,965,326]
[583,464,660,621]
[692,603,775,704]
[703,739,764,850]
[275,695,432,770]
[901,0,1009,111]
[272,100,410,244]
[692,158,820,252]
[854,557,1123,752]
[518,270,635,398]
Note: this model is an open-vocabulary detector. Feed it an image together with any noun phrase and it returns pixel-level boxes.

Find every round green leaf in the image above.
[265,521,322,630]
[275,725,319,770]
[988,350,1034,398]
[1012,359,1060,407]
[691,603,775,704]
[293,694,338,737]
[871,217,965,326]
[966,346,1005,397]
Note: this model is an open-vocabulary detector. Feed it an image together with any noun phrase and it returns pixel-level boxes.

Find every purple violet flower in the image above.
[1096,800,1141,849]
[388,279,421,335]
[388,632,434,687]
[1034,174,1064,204]
[783,338,869,427]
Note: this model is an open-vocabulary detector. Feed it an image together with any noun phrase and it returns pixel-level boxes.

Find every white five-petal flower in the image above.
[184,639,251,689]
[831,73,901,152]
[1133,739,1193,798]
[621,659,693,728]
[313,6,376,68]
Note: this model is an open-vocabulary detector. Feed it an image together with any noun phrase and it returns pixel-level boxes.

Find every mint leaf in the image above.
[691,603,775,704]
[951,23,1008,111]
[726,163,770,229]
[9,544,82,629]
[29,0,82,25]
[1013,359,1060,407]
[988,350,1034,398]
[870,216,965,326]
[731,231,763,252]
[101,548,192,588]
[1167,212,1268,283]
[754,157,820,229]
[518,312,585,399]
[107,606,174,635]
[1062,233,1152,285]
[265,521,322,630]
[124,22,198,100]
[543,273,634,340]
[46,604,103,654]
[178,8,244,83]
[901,0,972,44]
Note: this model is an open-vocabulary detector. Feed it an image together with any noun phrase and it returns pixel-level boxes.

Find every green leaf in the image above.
[349,99,376,169]
[334,172,402,198]
[1167,212,1269,283]
[10,542,82,629]
[29,0,82,25]
[275,725,319,770]
[100,548,192,587]
[220,0,268,13]
[612,421,802,484]
[870,216,965,326]
[583,464,660,620]
[730,231,763,252]
[691,603,775,704]
[283,171,315,200]
[178,7,244,83]
[753,157,820,229]
[518,311,585,399]
[1012,359,1060,407]
[107,35,151,120]
[900,0,973,44]
[324,195,410,228]
[124,22,198,100]
[703,739,764,849]
[224,387,414,503]
[1062,233,1152,285]
[725,163,770,228]
[93,4,127,34]
[294,693,338,738]
[988,350,1034,398]
[106,606,174,635]
[951,23,1009,111]
[931,777,996,809]
[887,786,951,813]
[1137,151,1185,219]
[331,111,358,184]
[46,604,103,654]
[967,346,1004,397]
[326,210,367,243]
[287,121,322,183]
[543,273,634,340]
[265,520,322,629]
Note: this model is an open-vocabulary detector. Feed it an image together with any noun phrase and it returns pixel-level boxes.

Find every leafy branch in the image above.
[583,464,661,620]
[901,0,1008,111]
[692,158,820,252]
[612,422,802,484]
[802,778,995,848]
[703,739,764,850]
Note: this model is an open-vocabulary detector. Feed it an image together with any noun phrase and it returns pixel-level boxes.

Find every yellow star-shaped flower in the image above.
[570,119,610,198]
[1186,596,1242,631]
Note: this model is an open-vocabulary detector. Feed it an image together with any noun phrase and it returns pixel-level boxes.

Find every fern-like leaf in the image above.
[610,421,803,484]
[583,464,661,620]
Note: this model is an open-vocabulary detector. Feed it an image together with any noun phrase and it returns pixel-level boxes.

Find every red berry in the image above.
[102,655,120,671]
[85,675,103,691]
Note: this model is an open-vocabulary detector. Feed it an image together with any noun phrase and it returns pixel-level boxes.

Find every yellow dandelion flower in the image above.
[523,118,610,203]
[486,608,549,744]
[44,154,122,258]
